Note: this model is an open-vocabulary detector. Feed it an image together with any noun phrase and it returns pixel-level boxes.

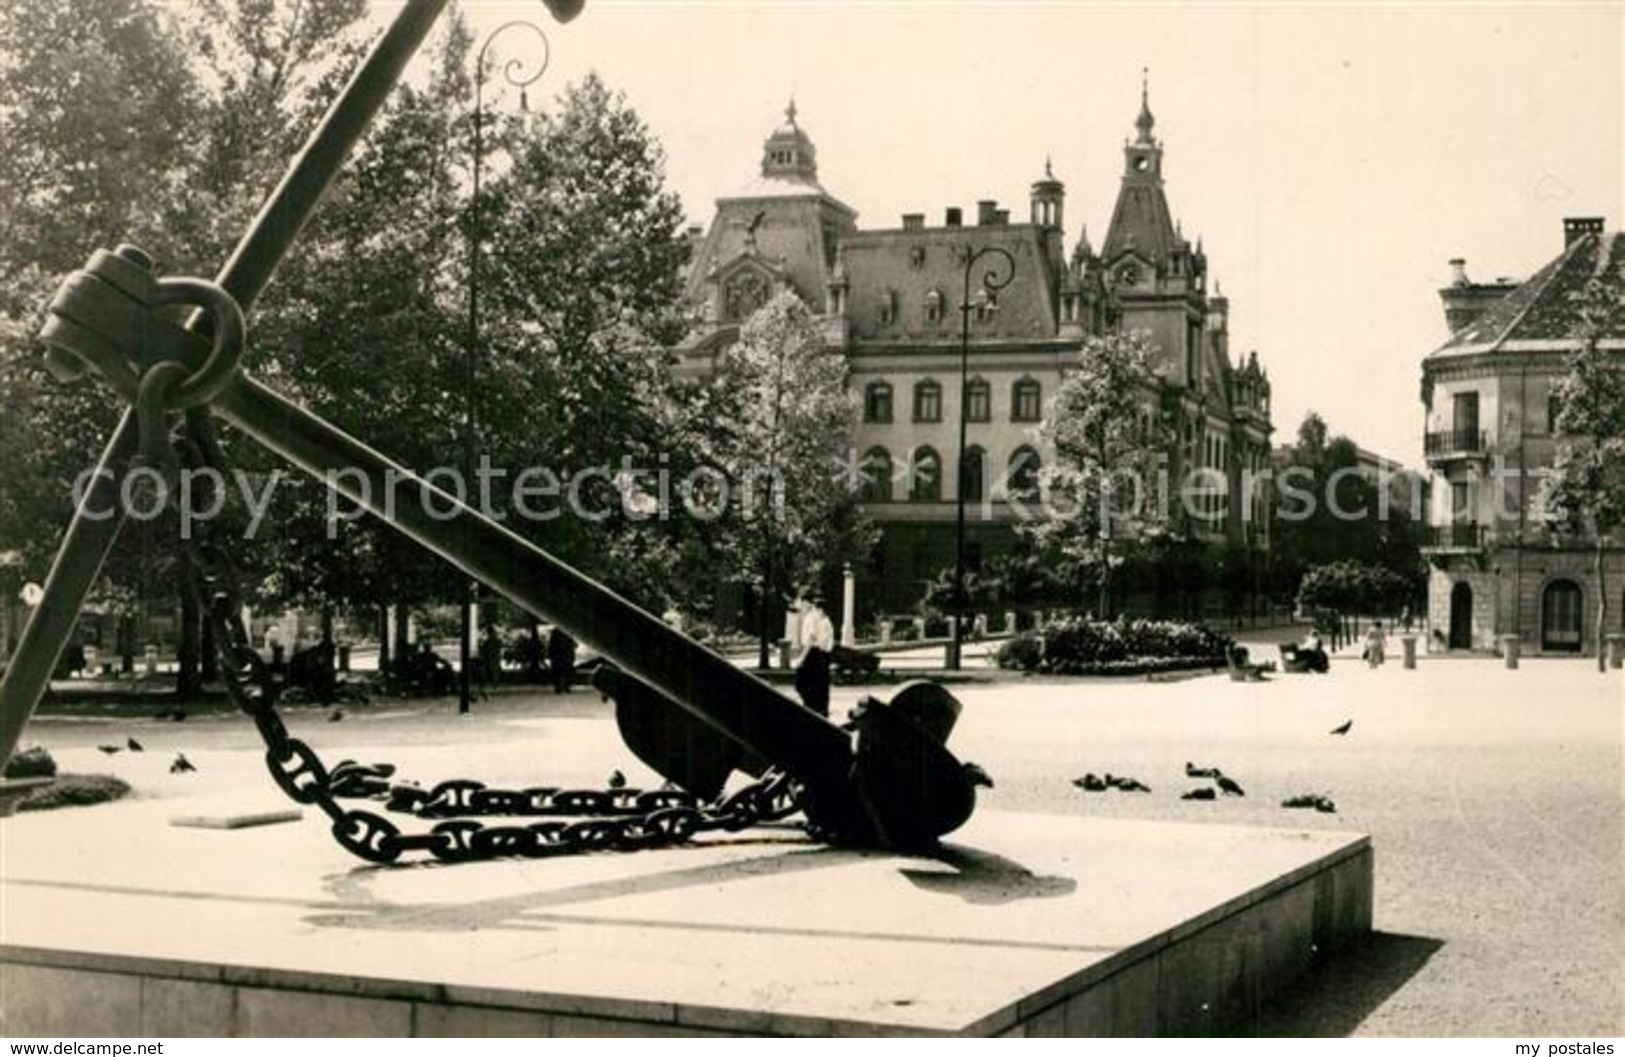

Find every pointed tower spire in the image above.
[1135,67,1155,145]
[1104,76,1177,265]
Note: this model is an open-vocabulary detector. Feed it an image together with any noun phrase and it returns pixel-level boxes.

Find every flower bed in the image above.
[996,616,1233,676]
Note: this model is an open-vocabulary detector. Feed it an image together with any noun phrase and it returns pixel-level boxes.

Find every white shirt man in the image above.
[798,601,835,655]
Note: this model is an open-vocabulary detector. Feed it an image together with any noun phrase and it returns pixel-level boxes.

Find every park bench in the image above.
[1278,643,1329,674]
[1226,646,1270,682]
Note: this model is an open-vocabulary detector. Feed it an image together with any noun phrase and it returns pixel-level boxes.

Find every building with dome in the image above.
[677,85,1276,617]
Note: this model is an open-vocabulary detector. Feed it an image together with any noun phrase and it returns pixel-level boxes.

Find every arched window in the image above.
[913,379,942,423]
[1542,579,1583,653]
[925,289,945,324]
[858,447,893,502]
[864,381,893,424]
[911,447,942,502]
[960,445,986,503]
[1012,378,1043,422]
[1007,445,1041,498]
[965,377,991,422]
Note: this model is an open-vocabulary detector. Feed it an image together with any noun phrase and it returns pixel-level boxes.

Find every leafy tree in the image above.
[707,291,868,666]
[1021,328,1172,616]
[1271,411,1423,603]
[1297,559,1412,645]
[0,0,375,691]
[1539,275,1625,672]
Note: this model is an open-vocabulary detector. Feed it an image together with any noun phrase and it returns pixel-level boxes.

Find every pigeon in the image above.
[169,753,196,774]
[1282,794,1337,813]
[1185,762,1223,779]
[1216,775,1246,797]
[1329,719,1352,736]
[328,709,344,722]
[126,737,144,752]
[1115,777,1151,793]
[1072,773,1108,792]
[1181,787,1216,801]
[96,744,122,755]
[607,769,627,790]
[962,762,995,788]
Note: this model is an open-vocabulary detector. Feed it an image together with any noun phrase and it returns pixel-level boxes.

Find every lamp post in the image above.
[459,21,551,714]
[949,245,1015,670]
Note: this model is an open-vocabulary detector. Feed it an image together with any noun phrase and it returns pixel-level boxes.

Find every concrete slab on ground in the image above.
[0,799,1368,1037]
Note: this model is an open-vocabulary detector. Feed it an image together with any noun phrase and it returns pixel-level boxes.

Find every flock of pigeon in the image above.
[94,702,354,777]
[95,736,195,774]
[1070,718,1353,814]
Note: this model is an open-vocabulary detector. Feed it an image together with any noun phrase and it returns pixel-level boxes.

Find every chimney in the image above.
[902,213,924,230]
[993,208,1010,225]
[945,207,962,227]
[1439,258,1520,335]
[977,200,998,225]
[1564,217,1604,248]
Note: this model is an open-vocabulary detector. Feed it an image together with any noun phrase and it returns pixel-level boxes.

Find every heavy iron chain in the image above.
[163,426,804,866]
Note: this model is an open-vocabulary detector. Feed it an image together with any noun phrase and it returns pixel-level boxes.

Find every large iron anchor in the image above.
[34,238,993,850]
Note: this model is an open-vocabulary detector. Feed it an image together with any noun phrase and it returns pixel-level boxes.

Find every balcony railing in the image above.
[1424,428,1488,458]
[1421,523,1487,550]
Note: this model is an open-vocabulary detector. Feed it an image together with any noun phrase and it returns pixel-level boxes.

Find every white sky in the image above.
[448,0,1624,463]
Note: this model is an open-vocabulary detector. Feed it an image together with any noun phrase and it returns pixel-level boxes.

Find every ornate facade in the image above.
[678,87,1275,616]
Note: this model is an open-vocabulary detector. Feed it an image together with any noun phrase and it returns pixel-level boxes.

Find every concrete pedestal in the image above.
[1400,634,1418,669]
[0,798,1371,1037]
[1500,634,1521,670]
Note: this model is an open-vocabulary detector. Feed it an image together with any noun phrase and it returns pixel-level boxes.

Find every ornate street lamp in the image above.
[458,21,551,714]
[949,245,1015,670]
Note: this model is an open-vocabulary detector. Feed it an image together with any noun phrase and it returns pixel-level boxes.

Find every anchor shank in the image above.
[212,373,857,787]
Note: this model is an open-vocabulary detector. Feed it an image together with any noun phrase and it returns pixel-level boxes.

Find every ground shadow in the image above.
[1230,931,1445,1037]
[900,843,1076,905]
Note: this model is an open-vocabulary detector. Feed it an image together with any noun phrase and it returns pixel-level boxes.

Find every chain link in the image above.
[171,429,806,865]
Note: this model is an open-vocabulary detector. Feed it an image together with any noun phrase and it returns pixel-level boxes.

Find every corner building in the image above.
[678,89,1275,617]
[1420,218,1625,656]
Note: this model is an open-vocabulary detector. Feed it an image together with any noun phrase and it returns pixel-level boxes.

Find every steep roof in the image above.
[1433,231,1625,355]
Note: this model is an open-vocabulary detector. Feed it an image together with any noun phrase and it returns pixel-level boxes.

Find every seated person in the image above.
[1299,631,1329,673]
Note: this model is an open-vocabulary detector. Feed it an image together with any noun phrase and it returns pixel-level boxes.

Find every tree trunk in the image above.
[118,613,134,674]
[175,561,201,700]
[1595,540,1608,674]
[200,612,218,682]
[1097,540,1111,619]
[392,602,411,664]
[377,604,391,678]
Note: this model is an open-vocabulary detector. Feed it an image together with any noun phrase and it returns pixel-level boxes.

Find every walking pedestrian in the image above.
[793,595,835,717]
[547,626,577,694]
[1364,619,1388,668]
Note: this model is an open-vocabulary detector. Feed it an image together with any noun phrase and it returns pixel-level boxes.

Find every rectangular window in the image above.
[1547,389,1563,435]
[865,386,892,424]
[1012,382,1042,422]
[1451,481,1472,522]
[915,386,942,423]
[966,385,990,422]
[1453,391,1480,438]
